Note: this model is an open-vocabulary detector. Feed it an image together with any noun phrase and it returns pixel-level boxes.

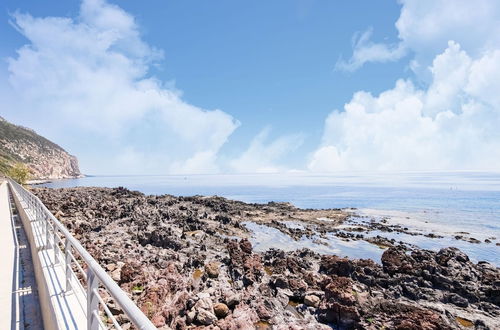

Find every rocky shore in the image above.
[33,187,500,329]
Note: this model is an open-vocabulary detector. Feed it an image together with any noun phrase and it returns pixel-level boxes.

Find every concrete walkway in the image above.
[0,180,42,329]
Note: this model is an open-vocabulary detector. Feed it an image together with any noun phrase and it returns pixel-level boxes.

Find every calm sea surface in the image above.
[40,172,500,265]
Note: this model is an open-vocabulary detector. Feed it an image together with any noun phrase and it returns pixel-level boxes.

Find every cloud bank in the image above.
[5,0,242,174]
[336,0,500,73]
[311,0,500,171]
[229,127,304,173]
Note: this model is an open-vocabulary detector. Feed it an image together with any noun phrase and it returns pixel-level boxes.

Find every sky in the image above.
[1,0,499,174]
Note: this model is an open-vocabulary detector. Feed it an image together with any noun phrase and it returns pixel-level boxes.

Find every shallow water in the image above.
[40,171,500,265]
[243,221,386,262]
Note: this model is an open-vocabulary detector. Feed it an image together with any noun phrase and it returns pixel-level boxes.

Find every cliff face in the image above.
[0,116,82,180]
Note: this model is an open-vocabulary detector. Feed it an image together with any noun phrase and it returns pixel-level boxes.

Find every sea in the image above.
[40,171,500,266]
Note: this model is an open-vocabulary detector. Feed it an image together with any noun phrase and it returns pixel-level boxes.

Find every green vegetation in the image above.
[7,163,31,184]
[131,285,144,292]
[0,155,11,174]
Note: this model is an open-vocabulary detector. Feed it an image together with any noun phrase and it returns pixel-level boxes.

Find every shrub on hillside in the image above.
[8,163,31,184]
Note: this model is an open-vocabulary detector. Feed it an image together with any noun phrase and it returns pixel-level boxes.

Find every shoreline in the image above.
[26,173,86,185]
[32,186,500,329]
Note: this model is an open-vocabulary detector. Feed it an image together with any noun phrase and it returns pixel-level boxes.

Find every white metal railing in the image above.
[6,177,156,330]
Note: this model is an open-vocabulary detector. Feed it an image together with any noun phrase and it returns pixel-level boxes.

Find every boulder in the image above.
[304,295,320,308]
[213,303,229,318]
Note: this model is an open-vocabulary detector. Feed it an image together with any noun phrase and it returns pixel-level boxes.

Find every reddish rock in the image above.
[239,239,253,254]
[320,255,354,277]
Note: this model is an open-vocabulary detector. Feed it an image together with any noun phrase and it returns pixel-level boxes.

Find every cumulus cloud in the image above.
[310,41,500,171]
[4,0,239,174]
[230,127,304,173]
[337,0,500,73]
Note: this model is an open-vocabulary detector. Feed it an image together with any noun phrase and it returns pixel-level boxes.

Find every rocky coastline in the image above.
[33,186,500,329]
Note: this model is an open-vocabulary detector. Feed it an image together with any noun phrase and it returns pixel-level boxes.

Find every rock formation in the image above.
[0,116,81,180]
[34,187,500,329]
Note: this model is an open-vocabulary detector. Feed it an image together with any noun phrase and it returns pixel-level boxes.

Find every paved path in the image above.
[0,180,43,329]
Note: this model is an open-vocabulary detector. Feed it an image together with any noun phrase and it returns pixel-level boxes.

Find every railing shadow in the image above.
[8,186,43,329]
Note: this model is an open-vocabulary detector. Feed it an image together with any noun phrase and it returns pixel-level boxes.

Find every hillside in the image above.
[0,116,82,180]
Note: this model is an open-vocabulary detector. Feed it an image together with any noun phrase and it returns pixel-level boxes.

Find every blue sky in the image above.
[1,0,499,174]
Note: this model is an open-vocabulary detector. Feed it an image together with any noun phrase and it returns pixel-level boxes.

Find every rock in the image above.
[196,309,218,325]
[196,292,210,300]
[32,186,500,330]
[0,117,82,180]
[447,293,469,307]
[226,294,240,308]
[111,269,121,282]
[256,303,272,320]
[381,247,414,275]
[194,297,213,311]
[205,262,220,278]
[272,275,289,289]
[304,295,320,308]
[320,255,354,277]
[151,314,165,327]
[213,303,229,318]
[240,239,253,254]
[186,311,196,324]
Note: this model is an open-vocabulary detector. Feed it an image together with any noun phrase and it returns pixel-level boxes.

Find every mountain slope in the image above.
[0,116,82,180]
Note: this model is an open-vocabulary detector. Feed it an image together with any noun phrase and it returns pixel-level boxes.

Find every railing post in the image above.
[45,214,51,250]
[87,269,99,330]
[65,240,72,292]
[54,228,60,264]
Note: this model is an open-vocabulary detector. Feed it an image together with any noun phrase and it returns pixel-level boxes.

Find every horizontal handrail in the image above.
[7,177,156,330]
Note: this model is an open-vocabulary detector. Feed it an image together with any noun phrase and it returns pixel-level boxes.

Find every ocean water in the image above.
[40,172,500,265]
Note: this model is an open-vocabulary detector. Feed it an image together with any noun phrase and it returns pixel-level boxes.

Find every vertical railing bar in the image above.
[54,226,60,264]
[87,269,99,330]
[65,239,72,292]
[45,213,50,250]
[94,288,123,330]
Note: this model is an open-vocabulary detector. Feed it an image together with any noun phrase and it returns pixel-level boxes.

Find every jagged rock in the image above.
[32,187,500,330]
[304,294,320,307]
[196,309,218,325]
[226,294,241,308]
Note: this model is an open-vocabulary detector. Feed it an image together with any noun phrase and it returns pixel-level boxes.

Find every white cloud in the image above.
[4,0,239,174]
[335,28,407,72]
[310,41,500,171]
[338,0,500,73]
[314,0,500,171]
[230,127,304,173]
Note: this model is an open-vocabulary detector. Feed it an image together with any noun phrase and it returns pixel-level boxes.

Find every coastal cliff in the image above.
[0,116,82,180]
